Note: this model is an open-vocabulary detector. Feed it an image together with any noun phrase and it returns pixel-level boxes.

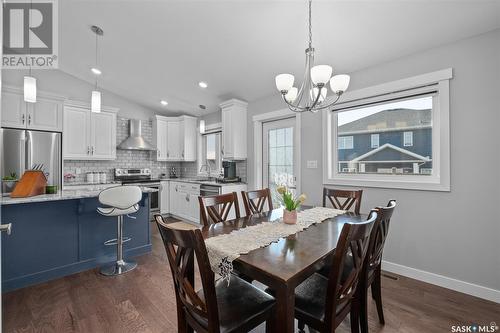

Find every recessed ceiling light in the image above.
[198,81,208,89]
[199,104,206,110]
[91,67,102,75]
[160,100,168,106]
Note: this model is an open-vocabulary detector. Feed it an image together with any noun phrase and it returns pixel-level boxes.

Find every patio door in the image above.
[262,117,297,205]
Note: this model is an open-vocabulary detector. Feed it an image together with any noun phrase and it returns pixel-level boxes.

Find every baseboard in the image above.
[382,260,500,304]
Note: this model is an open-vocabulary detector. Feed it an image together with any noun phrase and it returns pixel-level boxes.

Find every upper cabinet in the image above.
[220,99,248,160]
[1,87,64,132]
[153,115,197,162]
[63,101,117,160]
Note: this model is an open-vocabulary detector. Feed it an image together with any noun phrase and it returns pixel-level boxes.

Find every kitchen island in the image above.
[1,187,156,292]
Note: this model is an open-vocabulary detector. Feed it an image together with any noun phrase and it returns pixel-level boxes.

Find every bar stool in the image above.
[97,185,142,276]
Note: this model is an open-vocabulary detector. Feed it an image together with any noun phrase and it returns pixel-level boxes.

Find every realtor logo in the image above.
[2,0,58,68]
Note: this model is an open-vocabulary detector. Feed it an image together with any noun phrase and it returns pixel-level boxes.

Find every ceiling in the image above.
[59,0,500,116]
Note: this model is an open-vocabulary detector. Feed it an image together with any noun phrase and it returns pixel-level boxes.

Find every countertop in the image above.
[1,187,158,205]
[159,177,247,187]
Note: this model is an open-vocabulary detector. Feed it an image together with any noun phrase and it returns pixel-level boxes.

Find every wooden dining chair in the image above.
[154,214,276,333]
[294,213,376,333]
[323,188,363,214]
[358,200,397,333]
[241,188,273,216]
[198,192,240,227]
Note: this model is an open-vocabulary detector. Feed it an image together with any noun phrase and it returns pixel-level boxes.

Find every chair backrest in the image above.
[198,192,240,227]
[241,188,273,216]
[98,185,142,209]
[324,213,376,329]
[366,200,396,274]
[323,188,363,214]
[154,214,219,333]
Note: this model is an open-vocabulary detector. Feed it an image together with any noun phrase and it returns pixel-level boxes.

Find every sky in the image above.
[337,96,432,126]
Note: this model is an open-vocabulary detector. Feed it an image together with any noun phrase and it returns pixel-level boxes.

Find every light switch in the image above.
[307,160,318,169]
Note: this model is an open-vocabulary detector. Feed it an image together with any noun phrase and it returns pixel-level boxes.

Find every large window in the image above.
[323,69,452,191]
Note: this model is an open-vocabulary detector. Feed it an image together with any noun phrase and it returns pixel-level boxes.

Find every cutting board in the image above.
[10,171,47,198]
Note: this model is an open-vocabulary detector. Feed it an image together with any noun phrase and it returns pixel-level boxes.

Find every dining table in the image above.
[199,206,368,333]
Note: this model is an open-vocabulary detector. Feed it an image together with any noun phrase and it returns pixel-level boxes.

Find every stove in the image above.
[114,168,161,219]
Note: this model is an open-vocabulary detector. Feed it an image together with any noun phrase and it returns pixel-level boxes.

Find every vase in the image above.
[283,209,297,224]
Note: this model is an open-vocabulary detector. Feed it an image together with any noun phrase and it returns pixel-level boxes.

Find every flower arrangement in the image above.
[276,185,307,224]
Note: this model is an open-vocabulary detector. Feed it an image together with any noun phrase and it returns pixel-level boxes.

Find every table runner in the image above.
[205,207,346,285]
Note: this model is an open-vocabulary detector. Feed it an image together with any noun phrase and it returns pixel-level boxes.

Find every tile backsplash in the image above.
[63,118,181,184]
[63,117,248,184]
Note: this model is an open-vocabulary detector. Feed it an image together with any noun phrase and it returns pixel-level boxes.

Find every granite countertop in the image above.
[160,177,247,187]
[1,187,158,205]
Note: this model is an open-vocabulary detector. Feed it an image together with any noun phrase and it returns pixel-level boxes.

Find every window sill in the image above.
[324,175,450,192]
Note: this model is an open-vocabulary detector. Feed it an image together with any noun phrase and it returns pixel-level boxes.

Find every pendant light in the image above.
[24,0,36,103]
[91,25,103,113]
[199,120,206,134]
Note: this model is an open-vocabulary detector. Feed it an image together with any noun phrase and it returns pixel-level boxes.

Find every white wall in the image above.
[247,29,500,298]
[1,69,157,119]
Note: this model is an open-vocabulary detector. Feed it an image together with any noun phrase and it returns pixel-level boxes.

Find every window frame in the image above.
[322,68,452,192]
[338,135,354,150]
[403,131,413,147]
[197,123,223,177]
[370,133,380,148]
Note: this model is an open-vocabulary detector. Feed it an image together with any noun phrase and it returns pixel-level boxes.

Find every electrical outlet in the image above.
[306,160,318,169]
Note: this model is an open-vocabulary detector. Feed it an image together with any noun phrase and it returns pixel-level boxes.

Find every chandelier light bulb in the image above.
[310,65,333,85]
[275,74,295,92]
[285,87,298,102]
[310,86,327,103]
[330,74,350,94]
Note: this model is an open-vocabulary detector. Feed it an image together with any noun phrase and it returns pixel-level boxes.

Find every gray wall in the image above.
[1,69,157,119]
[247,29,500,292]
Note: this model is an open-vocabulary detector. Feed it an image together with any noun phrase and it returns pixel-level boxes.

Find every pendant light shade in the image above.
[199,119,206,134]
[24,76,37,103]
[91,90,101,113]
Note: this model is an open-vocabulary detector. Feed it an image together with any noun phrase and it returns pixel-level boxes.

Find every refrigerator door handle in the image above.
[26,132,32,170]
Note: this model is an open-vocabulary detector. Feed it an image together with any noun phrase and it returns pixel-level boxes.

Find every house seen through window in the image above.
[336,95,433,175]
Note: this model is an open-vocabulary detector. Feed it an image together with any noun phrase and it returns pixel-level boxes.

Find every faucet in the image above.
[200,164,212,179]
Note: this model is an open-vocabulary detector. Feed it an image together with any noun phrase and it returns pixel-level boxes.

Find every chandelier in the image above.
[275,0,350,113]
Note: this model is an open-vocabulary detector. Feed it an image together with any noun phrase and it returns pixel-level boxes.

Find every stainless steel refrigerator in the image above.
[1,128,61,195]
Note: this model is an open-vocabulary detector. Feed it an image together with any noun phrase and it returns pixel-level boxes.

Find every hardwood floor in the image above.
[3,218,499,333]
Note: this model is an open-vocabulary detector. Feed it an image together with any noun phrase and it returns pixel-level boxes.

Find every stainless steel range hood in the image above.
[117,119,156,151]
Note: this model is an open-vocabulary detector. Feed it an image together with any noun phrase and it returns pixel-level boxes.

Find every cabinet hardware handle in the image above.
[221,147,224,155]
[167,151,169,157]
[22,114,25,124]
[87,146,90,155]
[28,114,31,125]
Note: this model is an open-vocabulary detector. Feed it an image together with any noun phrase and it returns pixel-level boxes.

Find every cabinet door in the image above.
[166,121,180,160]
[222,109,232,158]
[63,107,91,159]
[160,181,169,214]
[157,120,168,161]
[1,91,27,129]
[181,117,197,161]
[27,98,63,131]
[90,112,116,160]
[169,182,179,215]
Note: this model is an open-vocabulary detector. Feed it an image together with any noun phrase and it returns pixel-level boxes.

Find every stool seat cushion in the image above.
[98,186,142,210]
[97,204,139,217]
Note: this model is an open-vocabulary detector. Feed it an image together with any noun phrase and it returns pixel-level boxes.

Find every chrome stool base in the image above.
[100,260,137,276]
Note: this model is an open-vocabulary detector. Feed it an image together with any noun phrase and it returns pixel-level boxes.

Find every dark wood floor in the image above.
[3,218,500,333]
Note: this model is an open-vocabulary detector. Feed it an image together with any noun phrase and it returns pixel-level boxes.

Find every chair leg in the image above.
[298,320,306,333]
[359,286,369,333]
[371,270,385,325]
[350,300,360,333]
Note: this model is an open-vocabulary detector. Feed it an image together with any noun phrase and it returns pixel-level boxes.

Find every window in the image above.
[200,131,222,176]
[322,68,452,191]
[371,134,380,148]
[338,136,353,149]
[403,131,413,146]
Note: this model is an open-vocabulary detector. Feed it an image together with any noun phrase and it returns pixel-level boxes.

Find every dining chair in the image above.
[241,188,273,216]
[294,213,376,333]
[154,214,276,333]
[358,200,397,333]
[323,188,363,214]
[198,192,240,227]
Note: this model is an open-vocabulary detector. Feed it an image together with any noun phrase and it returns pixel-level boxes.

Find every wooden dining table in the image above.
[200,206,367,333]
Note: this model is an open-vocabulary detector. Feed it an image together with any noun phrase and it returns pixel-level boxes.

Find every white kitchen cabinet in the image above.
[1,87,64,131]
[221,184,247,220]
[160,181,170,214]
[220,99,248,160]
[63,101,118,160]
[153,116,168,161]
[169,181,179,215]
[153,115,197,162]
[168,181,200,223]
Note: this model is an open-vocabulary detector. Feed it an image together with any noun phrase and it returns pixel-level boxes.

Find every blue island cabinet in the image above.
[1,194,152,292]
